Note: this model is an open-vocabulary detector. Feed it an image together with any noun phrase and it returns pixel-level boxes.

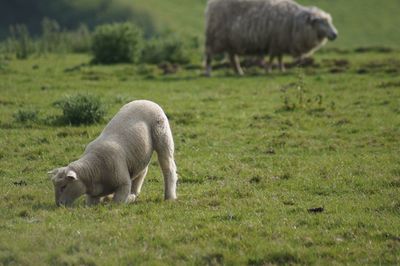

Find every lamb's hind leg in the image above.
[158,153,177,200]
[153,114,178,200]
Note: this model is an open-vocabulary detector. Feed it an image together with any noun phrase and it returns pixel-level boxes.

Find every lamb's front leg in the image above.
[86,195,101,206]
[113,181,136,203]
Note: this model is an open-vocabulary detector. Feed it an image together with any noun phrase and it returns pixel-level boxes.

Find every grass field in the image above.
[1,0,400,265]
[1,50,399,265]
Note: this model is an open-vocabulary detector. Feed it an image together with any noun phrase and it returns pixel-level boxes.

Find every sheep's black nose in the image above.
[329,32,338,41]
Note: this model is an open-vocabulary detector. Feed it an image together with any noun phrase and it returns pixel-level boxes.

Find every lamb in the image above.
[204,0,338,76]
[48,100,177,206]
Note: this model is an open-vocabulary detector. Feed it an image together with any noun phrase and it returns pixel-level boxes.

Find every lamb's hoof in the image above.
[127,194,137,203]
[164,195,177,201]
[100,194,113,203]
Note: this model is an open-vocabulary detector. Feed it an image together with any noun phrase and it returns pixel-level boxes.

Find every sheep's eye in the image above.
[60,184,67,192]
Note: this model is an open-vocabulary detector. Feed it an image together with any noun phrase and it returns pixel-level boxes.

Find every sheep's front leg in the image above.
[229,53,244,76]
[113,182,135,203]
[266,55,275,73]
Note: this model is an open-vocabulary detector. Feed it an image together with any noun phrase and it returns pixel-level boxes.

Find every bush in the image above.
[13,109,38,123]
[91,22,143,64]
[141,35,191,64]
[54,94,106,125]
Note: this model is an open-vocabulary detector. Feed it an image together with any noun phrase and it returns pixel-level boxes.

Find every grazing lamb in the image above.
[48,100,177,206]
[204,0,338,75]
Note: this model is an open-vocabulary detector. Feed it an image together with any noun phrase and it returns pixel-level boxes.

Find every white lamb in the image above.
[48,100,177,206]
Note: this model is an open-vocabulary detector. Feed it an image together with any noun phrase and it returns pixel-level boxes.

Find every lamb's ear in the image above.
[66,170,78,181]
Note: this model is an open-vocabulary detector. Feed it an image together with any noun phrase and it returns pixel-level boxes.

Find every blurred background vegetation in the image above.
[0,0,399,62]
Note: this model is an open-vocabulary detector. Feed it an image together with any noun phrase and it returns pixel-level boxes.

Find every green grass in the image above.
[0,50,399,265]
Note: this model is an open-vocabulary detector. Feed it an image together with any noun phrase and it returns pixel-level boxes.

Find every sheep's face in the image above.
[308,10,338,41]
[48,167,86,207]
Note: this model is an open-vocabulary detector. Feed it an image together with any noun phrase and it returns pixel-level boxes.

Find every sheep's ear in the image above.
[66,170,78,181]
[305,10,319,24]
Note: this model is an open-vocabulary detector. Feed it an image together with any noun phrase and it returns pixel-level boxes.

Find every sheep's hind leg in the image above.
[205,53,213,77]
[131,166,148,197]
[278,55,286,72]
[229,53,244,76]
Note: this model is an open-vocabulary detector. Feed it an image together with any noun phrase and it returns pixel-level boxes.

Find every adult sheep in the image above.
[48,100,177,206]
[204,0,338,76]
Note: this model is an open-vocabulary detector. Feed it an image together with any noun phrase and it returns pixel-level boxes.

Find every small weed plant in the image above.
[13,109,38,123]
[54,94,106,125]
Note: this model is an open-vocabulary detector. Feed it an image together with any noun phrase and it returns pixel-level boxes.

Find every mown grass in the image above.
[0,50,399,265]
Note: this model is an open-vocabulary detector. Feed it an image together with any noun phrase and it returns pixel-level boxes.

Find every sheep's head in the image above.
[48,167,86,207]
[307,8,338,41]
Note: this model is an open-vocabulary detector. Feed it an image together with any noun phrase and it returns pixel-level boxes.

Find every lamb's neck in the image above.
[69,154,101,194]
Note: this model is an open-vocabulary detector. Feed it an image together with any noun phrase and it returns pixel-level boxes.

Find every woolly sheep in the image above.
[48,100,177,206]
[204,0,338,75]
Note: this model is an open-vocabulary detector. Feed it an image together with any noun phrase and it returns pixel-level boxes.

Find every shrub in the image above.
[141,35,190,64]
[54,94,106,125]
[13,109,38,123]
[91,22,143,64]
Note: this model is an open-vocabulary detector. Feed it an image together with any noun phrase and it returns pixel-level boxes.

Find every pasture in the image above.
[1,50,399,265]
[0,0,400,265]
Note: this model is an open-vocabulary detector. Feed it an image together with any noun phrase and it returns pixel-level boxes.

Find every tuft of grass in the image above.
[13,109,38,123]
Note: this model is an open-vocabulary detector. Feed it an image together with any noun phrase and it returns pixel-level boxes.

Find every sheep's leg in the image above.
[113,181,135,203]
[266,55,275,73]
[278,55,286,72]
[131,166,148,197]
[205,53,212,77]
[229,53,244,76]
[86,195,101,206]
[158,155,177,200]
